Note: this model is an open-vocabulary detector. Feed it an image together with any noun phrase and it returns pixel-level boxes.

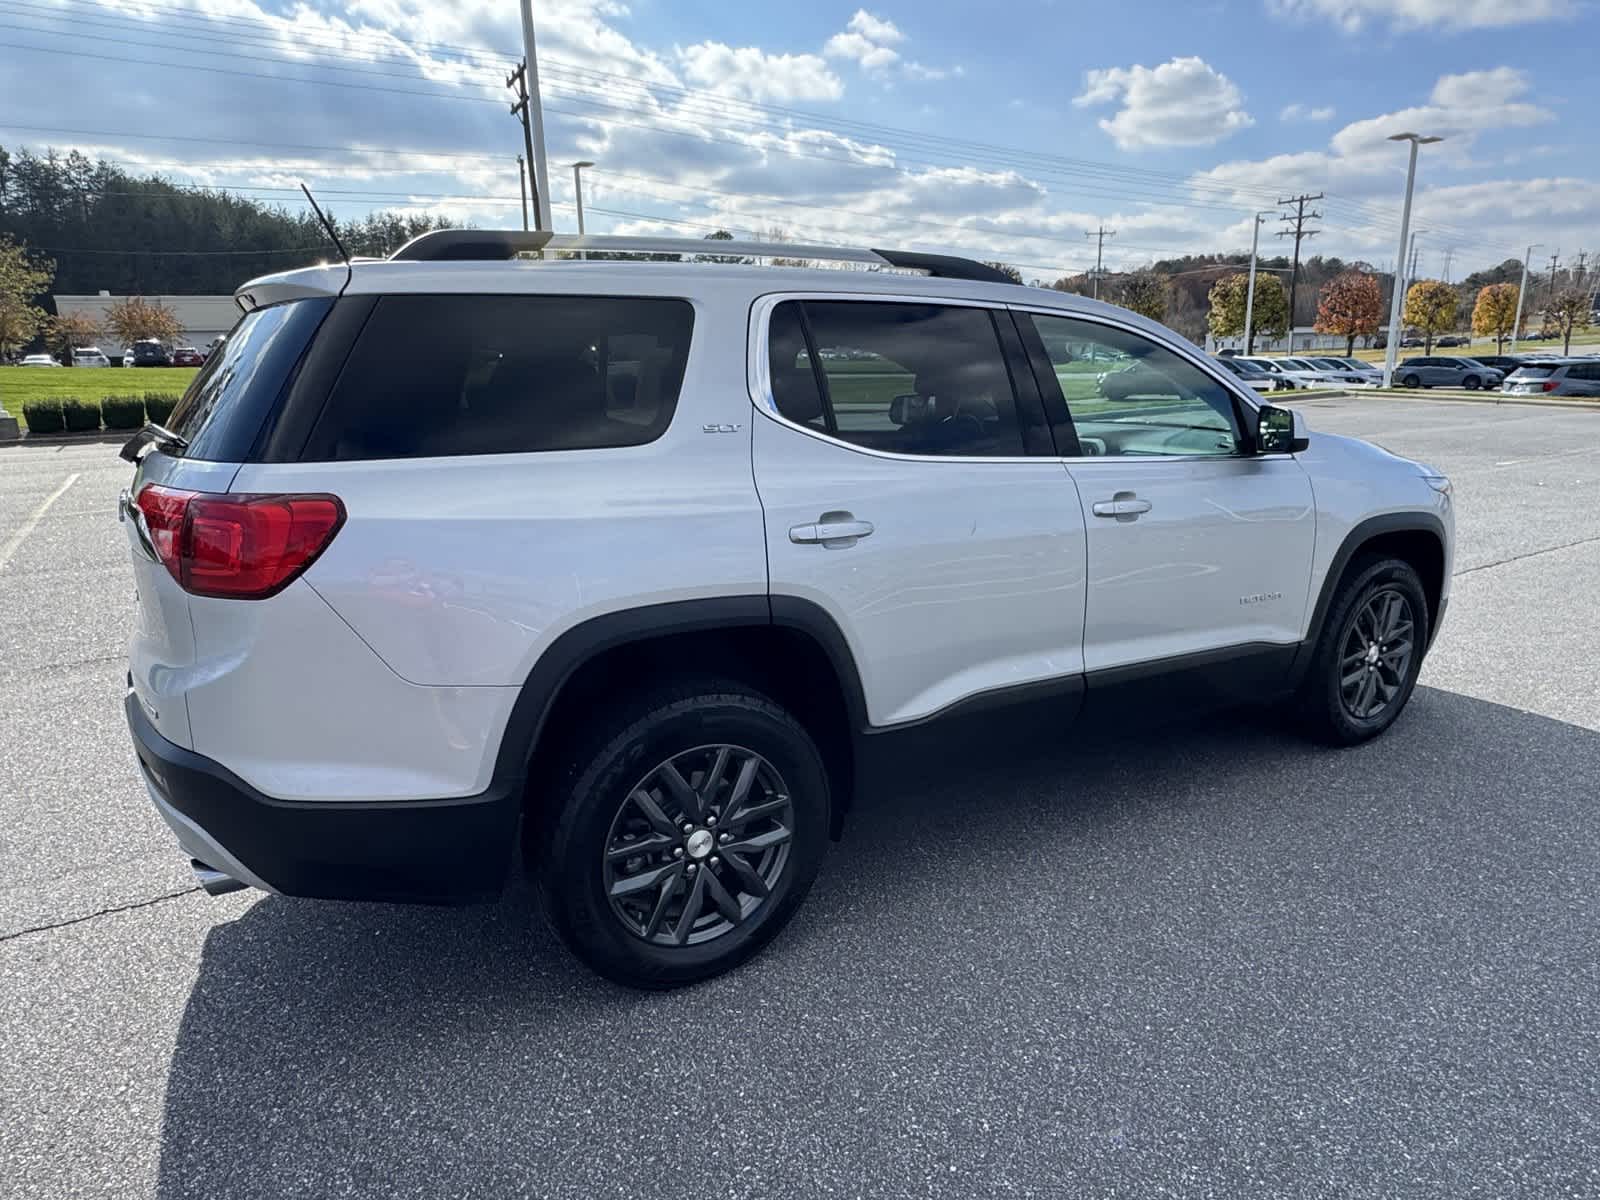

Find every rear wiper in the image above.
[119,422,189,464]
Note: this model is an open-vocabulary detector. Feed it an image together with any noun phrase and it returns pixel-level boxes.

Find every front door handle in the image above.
[790,514,875,546]
[1091,493,1152,520]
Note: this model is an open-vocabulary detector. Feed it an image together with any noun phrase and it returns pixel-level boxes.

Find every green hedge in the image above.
[21,396,65,434]
[62,396,102,433]
[144,392,179,424]
[102,394,146,430]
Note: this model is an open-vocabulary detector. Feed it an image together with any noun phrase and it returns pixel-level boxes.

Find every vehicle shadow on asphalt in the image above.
[155,687,1600,1198]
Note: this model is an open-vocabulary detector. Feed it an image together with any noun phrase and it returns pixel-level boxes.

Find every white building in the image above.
[1207,325,1381,355]
[52,293,241,349]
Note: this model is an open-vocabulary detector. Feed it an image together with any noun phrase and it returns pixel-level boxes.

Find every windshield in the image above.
[1509,366,1556,378]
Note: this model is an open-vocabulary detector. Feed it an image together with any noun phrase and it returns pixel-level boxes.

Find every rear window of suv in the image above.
[303,294,694,461]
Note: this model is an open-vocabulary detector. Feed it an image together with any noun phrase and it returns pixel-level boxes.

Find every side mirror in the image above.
[1257,404,1310,454]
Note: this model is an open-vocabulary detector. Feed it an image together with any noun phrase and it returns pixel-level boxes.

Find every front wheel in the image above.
[535,681,829,988]
[1401,373,1421,388]
[1297,557,1430,746]
[1463,375,1480,390]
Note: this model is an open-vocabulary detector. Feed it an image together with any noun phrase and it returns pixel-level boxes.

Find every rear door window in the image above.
[770,300,1029,458]
[304,294,694,461]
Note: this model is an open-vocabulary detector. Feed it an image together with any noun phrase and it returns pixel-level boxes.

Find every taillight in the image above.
[1542,380,1559,393]
[134,484,344,599]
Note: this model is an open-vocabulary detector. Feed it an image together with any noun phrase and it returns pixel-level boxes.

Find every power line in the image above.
[1275,192,1322,344]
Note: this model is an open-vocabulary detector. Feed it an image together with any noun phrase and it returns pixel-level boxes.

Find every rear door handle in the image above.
[789,516,875,546]
[1091,493,1152,519]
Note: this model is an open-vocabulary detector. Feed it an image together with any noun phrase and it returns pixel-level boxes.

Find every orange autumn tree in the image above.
[1313,270,1383,356]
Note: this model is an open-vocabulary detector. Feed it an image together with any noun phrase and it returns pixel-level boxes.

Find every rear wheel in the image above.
[1401,373,1421,388]
[1463,374,1481,390]
[534,680,828,988]
[1297,557,1429,745]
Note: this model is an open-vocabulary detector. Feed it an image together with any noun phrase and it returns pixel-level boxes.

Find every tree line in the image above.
[0,145,451,296]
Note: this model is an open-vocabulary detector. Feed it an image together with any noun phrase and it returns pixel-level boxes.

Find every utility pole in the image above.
[516,155,529,231]
[1510,243,1540,353]
[1275,192,1323,351]
[517,0,552,231]
[1546,251,1561,306]
[1573,250,1589,289]
[506,62,543,229]
[1243,210,1272,354]
[1086,226,1116,299]
[1441,245,1453,284]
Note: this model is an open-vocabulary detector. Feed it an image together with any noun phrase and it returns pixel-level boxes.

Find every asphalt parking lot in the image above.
[3,394,1598,1199]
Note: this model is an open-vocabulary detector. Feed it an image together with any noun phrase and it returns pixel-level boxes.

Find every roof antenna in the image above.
[299,182,350,265]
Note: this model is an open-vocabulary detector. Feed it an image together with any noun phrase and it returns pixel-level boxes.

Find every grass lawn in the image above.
[0,366,198,416]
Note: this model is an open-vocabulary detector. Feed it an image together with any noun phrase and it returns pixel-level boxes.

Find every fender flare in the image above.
[1291,511,1448,683]
[490,594,869,790]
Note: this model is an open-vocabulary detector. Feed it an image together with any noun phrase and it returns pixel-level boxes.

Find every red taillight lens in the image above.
[134,484,344,599]
[1542,380,1559,393]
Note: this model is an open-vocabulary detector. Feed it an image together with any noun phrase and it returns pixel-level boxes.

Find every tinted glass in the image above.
[1509,366,1555,378]
[307,295,694,461]
[766,302,825,431]
[166,297,334,462]
[799,301,1026,457]
[1026,314,1242,457]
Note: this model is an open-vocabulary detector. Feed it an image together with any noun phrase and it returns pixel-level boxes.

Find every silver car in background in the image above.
[1235,356,1345,390]
[1502,359,1600,397]
[1308,357,1383,386]
[1394,356,1505,390]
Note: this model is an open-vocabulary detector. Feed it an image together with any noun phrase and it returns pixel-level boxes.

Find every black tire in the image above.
[534,680,828,988]
[1297,556,1430,746]
[1401,373,1421,388]
[1462,375,1480,390]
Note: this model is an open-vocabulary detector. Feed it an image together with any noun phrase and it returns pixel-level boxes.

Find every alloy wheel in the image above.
[1339,588,1416,721]
[602,744,794,946]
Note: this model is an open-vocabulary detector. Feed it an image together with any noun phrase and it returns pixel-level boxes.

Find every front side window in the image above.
[306,294,694,461]
[1024,313,1244,457]
[767,300,1027,458]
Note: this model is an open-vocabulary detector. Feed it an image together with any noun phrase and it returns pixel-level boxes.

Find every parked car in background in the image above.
[1211,354,1282,393]
[20,353,61,367]
[171,346,205,367]
[1235,356,1344,390]
[1313,357,1385,384]
[1399,336,1425,348]
[1395,357,1505,390]
[1469,355,1527,375]
[72,346,111,368]
[1436,335,1469,348]
[126,340,172,367]
[1502,359,1600,397]
[1293,357,1378,387]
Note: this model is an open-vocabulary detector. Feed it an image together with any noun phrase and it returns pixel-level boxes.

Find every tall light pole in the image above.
[1510,243,1541,353]
[1382,132,1442,388]
[1242,209,1273,354]
[571,161,594,234]
[518,0,552,230]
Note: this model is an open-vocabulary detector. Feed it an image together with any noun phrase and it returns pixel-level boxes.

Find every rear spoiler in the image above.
[119,423,189,464]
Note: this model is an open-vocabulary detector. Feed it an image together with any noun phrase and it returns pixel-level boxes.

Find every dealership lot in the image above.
[2,395,1598,1199]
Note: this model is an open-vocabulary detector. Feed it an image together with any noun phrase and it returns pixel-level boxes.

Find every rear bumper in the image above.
[126,694,519,904]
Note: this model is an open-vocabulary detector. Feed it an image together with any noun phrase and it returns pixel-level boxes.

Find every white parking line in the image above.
[0,472,80,569]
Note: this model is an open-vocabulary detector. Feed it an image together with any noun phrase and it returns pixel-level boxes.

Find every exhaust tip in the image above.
[191,860,248,897]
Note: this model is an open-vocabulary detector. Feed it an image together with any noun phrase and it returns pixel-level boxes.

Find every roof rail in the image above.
[387,230,1016,283]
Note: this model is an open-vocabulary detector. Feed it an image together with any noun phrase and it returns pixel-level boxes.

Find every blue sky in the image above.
[2,0,1595,281]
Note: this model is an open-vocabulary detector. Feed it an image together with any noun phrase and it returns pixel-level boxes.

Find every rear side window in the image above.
[305,295,694,461]
[165,298,333,462]
[768,300,1027,458]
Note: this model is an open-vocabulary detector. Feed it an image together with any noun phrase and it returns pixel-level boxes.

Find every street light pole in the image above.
[571,161,594,234]
[1509,243,1540,353]
[517,0,552,231]
[1242,210,1272,355]
[1382,132,1441,388]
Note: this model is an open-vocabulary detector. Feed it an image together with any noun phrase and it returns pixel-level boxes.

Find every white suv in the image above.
[121,232,1454,987]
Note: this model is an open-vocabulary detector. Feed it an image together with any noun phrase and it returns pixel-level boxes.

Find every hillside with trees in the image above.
[0,145,452,296]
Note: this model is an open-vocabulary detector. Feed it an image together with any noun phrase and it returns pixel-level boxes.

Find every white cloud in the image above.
[1073,57,1254,149]
[676,41,843,102]
[823,31,900,71]
[1280,103,1335,122]
[1267,0,1575,32]
[844,9,905,44]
